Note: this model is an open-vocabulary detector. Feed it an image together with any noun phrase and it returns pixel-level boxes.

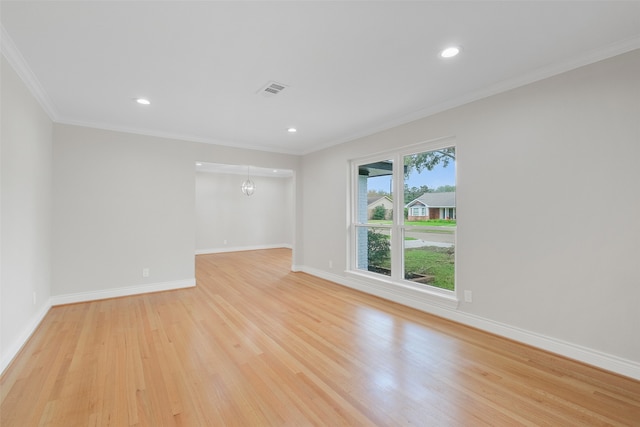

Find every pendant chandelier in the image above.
[241,165,255,196]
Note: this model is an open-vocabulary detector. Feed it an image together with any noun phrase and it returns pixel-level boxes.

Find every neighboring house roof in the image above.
[367,195,392,207]
[406,192,455,208]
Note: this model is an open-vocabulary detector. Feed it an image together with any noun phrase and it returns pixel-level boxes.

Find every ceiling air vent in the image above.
[258,81,288,97]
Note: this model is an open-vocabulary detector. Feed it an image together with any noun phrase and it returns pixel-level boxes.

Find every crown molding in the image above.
[3,19,638,158]
[55,117,303,156]
[301,36,640,156]
[1,23,297,155]
[1,25,58,121]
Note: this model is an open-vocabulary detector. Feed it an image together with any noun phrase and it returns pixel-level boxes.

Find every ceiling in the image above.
[2,1,639,155]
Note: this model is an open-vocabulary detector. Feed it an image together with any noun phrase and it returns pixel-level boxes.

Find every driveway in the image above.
[405,230,454,248]
[369,227,455,248]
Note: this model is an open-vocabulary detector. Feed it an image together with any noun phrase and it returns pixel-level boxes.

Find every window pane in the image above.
[403,228,455,290]
[403,147,456,290]
[355,226,391,277]
[404,148,456,223]
[357,160,393,224]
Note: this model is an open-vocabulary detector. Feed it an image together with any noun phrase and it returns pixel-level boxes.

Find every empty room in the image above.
[1,1,639,425]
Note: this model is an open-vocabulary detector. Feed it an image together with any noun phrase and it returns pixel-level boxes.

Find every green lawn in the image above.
[406,219,456,227]
[372,246,455,291]
[368,219,456,227]
[404,247,455,290]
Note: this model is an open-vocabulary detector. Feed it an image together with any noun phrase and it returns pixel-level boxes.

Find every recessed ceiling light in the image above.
[440,47,460,58]
[135,98,151,105]
[287,127,297,133]
[196,162,203,166]
[273,169,278,173]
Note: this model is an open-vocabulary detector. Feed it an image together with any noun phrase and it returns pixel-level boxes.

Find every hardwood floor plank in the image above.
[2,248,639,426]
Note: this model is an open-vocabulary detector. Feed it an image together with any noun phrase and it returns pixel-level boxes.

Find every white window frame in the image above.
[411,206,425,217]
[347,138,458,305]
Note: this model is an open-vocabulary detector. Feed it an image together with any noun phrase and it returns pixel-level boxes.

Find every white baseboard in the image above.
[196,243,292,255]
[2,278,196,376]
[453,311,640,381]
[50,278,196,306]
[297,266,640,381]
[1,299,52,375]
[5,270,637,381]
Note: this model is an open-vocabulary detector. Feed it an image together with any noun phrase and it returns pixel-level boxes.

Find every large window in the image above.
[350,142,456,293]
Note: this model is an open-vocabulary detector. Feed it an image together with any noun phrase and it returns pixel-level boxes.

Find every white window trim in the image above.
[348,137,458,305]
[411,206,425,216]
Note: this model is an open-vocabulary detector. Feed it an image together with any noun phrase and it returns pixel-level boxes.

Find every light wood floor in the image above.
[1,249,639,426]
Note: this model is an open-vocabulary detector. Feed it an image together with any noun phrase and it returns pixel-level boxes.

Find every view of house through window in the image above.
[355,160,394,277]
[352,145,456,291]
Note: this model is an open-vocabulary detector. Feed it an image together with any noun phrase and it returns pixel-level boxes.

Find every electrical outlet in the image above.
[224,239,227,245]
[464,290,473,303]
[329,260,333,268]
[142,268,150,278]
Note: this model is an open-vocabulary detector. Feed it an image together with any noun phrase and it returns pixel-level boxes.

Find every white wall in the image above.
[1,55,53,372]
[195,171,293,253]
[52,125,197,300]
[298,50,640,378]
[51,124,301,303]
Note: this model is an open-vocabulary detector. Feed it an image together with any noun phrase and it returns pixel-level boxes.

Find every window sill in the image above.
[344,270,459,310]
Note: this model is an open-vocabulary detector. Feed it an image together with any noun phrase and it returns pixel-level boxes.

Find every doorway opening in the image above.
[194,162,295,267]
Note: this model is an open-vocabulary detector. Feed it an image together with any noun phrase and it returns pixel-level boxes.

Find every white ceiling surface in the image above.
[2,2,639,155]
